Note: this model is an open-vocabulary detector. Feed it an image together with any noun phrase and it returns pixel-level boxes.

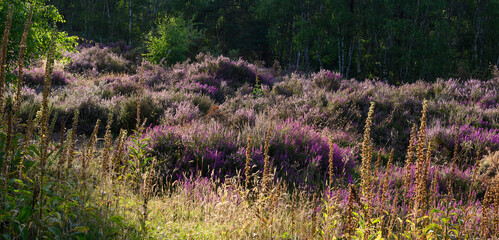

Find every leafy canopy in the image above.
[0,0,78,84]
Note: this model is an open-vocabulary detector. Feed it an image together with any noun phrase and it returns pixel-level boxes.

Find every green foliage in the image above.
[0,1,77,84]
[145,15,202,66]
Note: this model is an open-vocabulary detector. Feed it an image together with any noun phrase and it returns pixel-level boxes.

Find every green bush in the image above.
[145,16,203,66]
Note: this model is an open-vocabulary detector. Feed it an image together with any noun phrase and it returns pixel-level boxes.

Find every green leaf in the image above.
[73,226,90,234]
[424,223,442,233]
[16,206,32,222]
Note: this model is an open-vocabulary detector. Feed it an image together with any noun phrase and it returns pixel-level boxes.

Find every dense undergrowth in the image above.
[1,26,499,239]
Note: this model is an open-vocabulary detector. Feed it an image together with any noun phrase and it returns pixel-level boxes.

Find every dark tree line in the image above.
[49,0,499,83]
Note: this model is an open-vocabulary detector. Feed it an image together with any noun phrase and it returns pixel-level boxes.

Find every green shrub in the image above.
[145,16,203,66]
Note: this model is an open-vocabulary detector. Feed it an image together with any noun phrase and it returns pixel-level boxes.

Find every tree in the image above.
[0,0,77,84]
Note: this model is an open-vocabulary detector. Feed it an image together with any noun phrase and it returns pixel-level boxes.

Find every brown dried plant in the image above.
[82,119,101,183]
[403,124,418,198]
[101,113,114,177]
[412,99,428,227]
[14,7,33,117]
[262,123,273,190]
[328,135,335,186]
[244,134,252,189]
[361,102,375,197]
[35,34,55,220]
[0,5,13,116]
[66,110,80,173]
[380,149,394,209]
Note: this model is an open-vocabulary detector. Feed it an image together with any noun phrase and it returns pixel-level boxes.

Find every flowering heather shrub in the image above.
[104,74,140,96]
[312,69,342,91]
[271,75,304,97]
[13,54,499,167]
[137,118,353,187]
[65,46,132,74]
[264,119,355,186]
[191,53,274,86]
[154,53,276,102]
[429,123,499,163]
[117,95,163,131]
[136,61,170,87]
[227,107,256,129]
[161,100,200,125]
[23,66,74,85]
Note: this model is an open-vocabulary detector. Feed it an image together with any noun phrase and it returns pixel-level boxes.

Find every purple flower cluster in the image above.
[134,118,354,187]
[312,69,342,91]
[64,46,132,74]
[23,66,74,86]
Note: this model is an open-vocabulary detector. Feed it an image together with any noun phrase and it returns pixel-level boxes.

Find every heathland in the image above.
[1,1,499,239]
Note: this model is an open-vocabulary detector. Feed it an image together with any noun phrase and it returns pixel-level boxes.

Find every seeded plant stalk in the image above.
[344,185,359,237]
[14,7,34,117]
[1,108,13,192]
[359,102,375,238]
[112,129,128,177]
[375,151,382,175]
[380,149,394,210]
[37,36,56,220]
[66,110,80,174]
[19,113,35,179]
[136,70,144,130]
[0,5,13,116]
[467,150,481,204]
[412,99,428,231]
[328,135,334,186]
[403,124,418,200]
[262,123,272,190]
[101,113,114,177]
[244,134,252,189]
[447,130,460,201]
[429,167,438,209]
[82,119,100,184]
[361,102,375,198]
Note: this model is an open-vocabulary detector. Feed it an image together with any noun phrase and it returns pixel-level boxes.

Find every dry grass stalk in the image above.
[262,124,272,190]
[429,167,439,209]
[0,5,13,116]
[66,110,79,173]
[420,141,432,215]
[380,149,394,209]
[82,119,100,182]
[142,157,157,222]
[387,193,399,237]
[467,150,481,204]
[244,134,252,189]
[1,107,13,189]
[375,151,382,174]
[101,113,114,177]
[112,129,128,176]
[447,131,460,201]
